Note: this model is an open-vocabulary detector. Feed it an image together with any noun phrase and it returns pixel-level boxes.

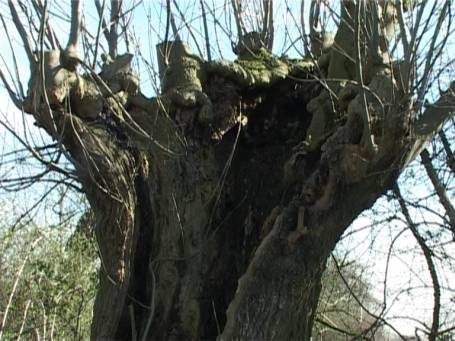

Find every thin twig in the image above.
[395,0,409,52]
[309,0,320,37]
[438,130,455,174]
[354,0,375,155]
[0,14,25,99]
[30,0,60,49]
[8,0,35,64]
[173,1,202,55]
[0,68,22,109]
[0,237,42,340]
[403,1,429,93]
[331,254,408,340]
[17,300,32,341]
[416,1,449,111]
[95,0,110,42]
[420,149,455,236]
[93,0,107,69]
[394,184,441,341]
[300,0,310,55]
[231,0,245,43]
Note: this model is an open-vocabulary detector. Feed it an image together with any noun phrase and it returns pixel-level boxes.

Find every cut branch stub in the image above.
[156,41,214,125]
[100,53,139,95]
[157,41,204,93]
[23,50,78,132]
[233,31,266,59]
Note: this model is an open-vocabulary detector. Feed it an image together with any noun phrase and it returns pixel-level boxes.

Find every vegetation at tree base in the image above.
[0,0,454,340]
[313,257,381,340]
[0,215,388,340]
[0,219,97,340]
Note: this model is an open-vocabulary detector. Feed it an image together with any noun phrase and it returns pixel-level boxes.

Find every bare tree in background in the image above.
[0,0,454,340]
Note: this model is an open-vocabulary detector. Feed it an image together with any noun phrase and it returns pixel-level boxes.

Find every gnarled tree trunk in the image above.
[16,1,455,340]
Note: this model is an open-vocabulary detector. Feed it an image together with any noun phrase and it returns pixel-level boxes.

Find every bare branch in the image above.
[17,299,32,340]
[394,185,441,341]
[416,1,450,109]
[331,254,408,341]
[0,68,22,109]
[406,83,455,165]
[420,149,455,236]
[309,0,321,37]
[414,82,455,137]
[30,0,60,49]
[0,118,76,181]
[93,0,108,69]
[121,7,131,53]
[314,317,359,338]
[109,0,122,58]
[8,0,35,64]
[261,0,274,50]
[204,0,230,57]
[60,0,82,70]
[438,130,455,174]
[164,0,171,42]
[200,0,212,61]
[395,0,409,52]
[231,0,245,44]
[173,1,202,55]
[168,0,181,41]
[300,0,310,56]
[67,0,82,50]
[355,0,376,155]
[95,0,110,43]
[0,17,24,101]
[0,237,42,340]
[403,1,431,93]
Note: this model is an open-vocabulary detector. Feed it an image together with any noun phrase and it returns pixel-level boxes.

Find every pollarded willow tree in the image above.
[1,0,454,339]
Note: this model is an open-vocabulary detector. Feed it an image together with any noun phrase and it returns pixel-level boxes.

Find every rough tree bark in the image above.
[9,1,455,340]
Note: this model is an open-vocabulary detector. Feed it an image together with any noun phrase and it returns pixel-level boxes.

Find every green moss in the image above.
[207,49,312,88]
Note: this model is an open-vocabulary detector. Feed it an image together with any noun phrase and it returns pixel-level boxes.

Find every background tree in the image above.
[0,218,97,340]
[313,256,388,340]
[0,0,454,340]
